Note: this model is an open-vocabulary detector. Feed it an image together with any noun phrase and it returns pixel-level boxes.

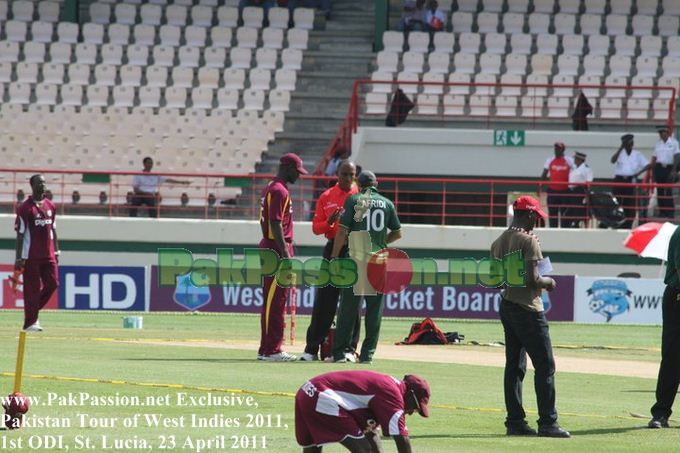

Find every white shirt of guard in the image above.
[615,149,648,177]
[569,163,594,188]
[653,136,680,166]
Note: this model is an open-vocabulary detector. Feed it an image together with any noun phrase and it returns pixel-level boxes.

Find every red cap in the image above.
[403,375,431,417]
[513,195,548,219]
[280,153,308,175]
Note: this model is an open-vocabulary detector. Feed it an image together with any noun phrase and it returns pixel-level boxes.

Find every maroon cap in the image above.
[280,153,308,175]
[403,375,431,417]
[513,195,548,220]
[554,142,565,151]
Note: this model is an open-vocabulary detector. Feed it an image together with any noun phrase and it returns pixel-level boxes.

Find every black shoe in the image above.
[648,417,669,429]
[505,421,537,436]
[538,424,571,438]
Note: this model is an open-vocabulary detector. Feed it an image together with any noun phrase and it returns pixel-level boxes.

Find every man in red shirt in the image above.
[14,174,60,332]
[540,142,574,228]
[295,370,430,452]
[258,153,307,362]
[300,161,359,362]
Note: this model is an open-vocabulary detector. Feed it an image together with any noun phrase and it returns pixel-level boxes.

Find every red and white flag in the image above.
[624,222,678,261]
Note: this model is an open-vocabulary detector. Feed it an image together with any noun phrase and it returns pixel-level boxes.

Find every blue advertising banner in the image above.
[149,266,575,321]
[58,266,146,311]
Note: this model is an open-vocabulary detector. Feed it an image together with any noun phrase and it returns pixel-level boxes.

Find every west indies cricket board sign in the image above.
[149,266,574,321]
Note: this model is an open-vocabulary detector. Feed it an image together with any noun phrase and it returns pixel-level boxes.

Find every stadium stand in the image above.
[0,0,319,209]
[370,0,680,122]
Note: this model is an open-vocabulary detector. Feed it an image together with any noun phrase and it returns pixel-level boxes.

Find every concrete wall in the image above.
[0,215,660,278]
[351,127,660,177]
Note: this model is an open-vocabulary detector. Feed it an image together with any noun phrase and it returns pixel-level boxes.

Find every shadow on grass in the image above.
[123,358,257,363]
[411,434,507,439]
[570,426,649,435]
[620,390,655,393]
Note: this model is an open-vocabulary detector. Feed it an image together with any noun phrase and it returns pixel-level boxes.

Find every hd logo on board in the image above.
[59,266,145,311]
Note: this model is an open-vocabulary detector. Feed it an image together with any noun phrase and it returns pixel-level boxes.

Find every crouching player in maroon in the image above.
[295,370,430,452]
[15,174,60,332]
[257,153,307,362]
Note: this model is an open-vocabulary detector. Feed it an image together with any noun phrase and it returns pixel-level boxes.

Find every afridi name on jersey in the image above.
[339,187,401,252]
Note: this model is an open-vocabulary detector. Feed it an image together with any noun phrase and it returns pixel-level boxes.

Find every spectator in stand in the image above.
[398,0,427,34]
[99,191,107,205]
[541,142,574,228]
[567,152,594,228]
[424,0,446,50]
[325,146,350,181]
[129,157,191,218]
[611,134,650,229]
[288,0,332,21]
[16,189,25,203]
[71,190,80,205]
[651,125,680,219]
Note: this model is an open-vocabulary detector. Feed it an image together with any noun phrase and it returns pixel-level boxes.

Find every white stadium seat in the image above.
[204,46,227,68]
[217,6,239,28]
[57,22,79,44]
[38,1,60,23]
[152,45,175,67]
[159,25,181,47]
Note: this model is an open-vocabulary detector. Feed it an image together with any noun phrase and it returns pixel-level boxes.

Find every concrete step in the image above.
[310,30,374,40]
[316,40,374,53]
[297,79,359,95]
[302,54,373,72]
[285,118,344,135]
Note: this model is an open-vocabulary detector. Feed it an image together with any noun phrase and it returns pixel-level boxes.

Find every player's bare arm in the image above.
[386,229,402,244]
[611,146,624,163]
[166,178,191,185]
[14,232,25,270]
[527,260,556,291]
[365,430,383,453]
[328,207,341,226]
[53,229,60,264]
[330,225,348,259]
[270,220,291,259]
[393,435,412,453]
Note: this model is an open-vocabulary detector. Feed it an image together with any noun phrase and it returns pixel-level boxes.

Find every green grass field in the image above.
[0,311,676,452]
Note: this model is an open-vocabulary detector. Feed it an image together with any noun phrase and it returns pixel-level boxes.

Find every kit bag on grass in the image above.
[399,318,464,345]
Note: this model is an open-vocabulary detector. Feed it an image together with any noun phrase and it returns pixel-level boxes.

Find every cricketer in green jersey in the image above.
[330,171,403,363]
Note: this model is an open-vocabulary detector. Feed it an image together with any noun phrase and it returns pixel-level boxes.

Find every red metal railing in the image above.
[316,79,677,174]
[1,168,677,228]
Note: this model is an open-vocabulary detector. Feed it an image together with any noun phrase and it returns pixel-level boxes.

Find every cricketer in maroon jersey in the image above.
[257,153,307,362]
[14,174,60,332]
[295,370,430,453]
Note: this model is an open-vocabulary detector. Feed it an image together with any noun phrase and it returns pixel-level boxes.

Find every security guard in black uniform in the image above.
[649,226,680,428]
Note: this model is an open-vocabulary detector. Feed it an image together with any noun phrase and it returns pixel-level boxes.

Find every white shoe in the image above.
[24,322,43,332]
[256,354,264,361]
[260,352,298,362]
[299,352,318,361]
[345,352,357,363]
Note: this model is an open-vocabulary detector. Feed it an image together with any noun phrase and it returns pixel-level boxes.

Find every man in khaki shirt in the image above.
[490,196,570,438]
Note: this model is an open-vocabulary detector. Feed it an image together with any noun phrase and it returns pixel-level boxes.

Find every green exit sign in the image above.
[494,130,525,146]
